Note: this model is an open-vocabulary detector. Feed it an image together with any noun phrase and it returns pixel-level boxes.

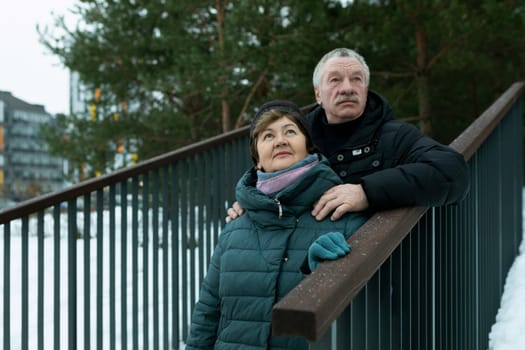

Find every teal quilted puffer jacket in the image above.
[186,154,368,350]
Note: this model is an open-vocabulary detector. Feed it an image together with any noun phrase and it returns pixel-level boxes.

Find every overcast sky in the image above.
[0,0,77,115]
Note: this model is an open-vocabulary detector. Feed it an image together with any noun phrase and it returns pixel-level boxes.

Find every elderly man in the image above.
[227,48,469,222]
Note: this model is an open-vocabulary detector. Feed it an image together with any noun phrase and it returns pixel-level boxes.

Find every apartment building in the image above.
[0,91,64,201]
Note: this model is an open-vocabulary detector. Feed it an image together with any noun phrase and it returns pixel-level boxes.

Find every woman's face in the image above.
[256,116,309,172]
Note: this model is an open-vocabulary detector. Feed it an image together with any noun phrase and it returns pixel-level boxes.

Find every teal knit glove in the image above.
[308,232,351,271]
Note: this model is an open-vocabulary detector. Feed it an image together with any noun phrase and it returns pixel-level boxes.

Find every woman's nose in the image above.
[274,134,288,146]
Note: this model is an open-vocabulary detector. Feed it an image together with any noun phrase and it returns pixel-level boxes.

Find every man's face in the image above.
[315,56,368,124]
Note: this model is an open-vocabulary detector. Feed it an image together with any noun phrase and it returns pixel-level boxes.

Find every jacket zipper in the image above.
[274,198,283,218]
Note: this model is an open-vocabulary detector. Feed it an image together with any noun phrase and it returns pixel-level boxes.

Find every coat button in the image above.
[339,170,347,177]
[372,160,380,167]
[336,154,344,161]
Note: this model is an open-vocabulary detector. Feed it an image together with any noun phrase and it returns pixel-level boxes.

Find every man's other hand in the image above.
[312,184,369,221]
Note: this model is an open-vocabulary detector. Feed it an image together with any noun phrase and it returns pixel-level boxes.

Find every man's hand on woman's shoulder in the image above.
[225,201,244,223]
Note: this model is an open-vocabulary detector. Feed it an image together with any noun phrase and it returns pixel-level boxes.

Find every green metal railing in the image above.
[1,82,523,350]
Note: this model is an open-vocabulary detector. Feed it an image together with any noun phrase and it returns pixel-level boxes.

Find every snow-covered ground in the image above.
[487,190,525,349]
[1,192,524,349]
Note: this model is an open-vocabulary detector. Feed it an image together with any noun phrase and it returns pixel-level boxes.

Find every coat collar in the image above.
[235,154,341,224]
[307,90,394,153]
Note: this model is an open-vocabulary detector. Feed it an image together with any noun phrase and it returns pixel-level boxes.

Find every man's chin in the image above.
[328,108,362,123]
[337,103,363,119]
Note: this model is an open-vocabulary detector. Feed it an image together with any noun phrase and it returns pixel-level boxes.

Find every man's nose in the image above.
[340,77,354,93]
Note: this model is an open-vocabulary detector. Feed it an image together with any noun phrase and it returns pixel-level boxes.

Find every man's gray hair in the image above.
[312,48,370,88]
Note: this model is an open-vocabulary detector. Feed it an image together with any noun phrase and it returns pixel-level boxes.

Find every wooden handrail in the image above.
[271,81,525,342]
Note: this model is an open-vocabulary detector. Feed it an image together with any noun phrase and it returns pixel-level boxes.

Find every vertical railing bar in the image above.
[142,173,150,350]
[388,257,393,350]
[96,189,104,350]
[458,203,464,349]
[478,138,490,344]
[181,160,189,339]
[457,205,461,349]
[3,222,11,350]
[449,208,454,349]
[83,193,91,350]
[447,206,453,349]
[414,224,420,350]
[109,184,116,350]
[120,181,128,350]
[497,126,503,293]
[437,208,443,350]
[204,150,213,272]
[421,213,432,350]
[37,211,44,350]
[53,204,60,350]
[152,169,160,350]
[474,153,480,350]
[400,239,405,350]
[335,303,351,348]
[197,153,205,283]
[410,232,414,350]
[214,146,222,246]
[466,201,472,349]
[431,208,436,350]
[366,273,379,350]
[483,137,491,342]
[68,199,78,350]
[391,247,401,350]
[479,149,485,348]
[417,223,423,350]
[458,199,463,349]
[189,158,196,311]
[132,177,139,349]
[378,256,392,350]
[161,166,169,350]
[21,215,29,350]
[456,200,460,349]
[210,148,219,253]
[400,237,410,350]
[171,162,181,348]
[351,287,366,349]
[202,150,210,261]
[224,142,233,225]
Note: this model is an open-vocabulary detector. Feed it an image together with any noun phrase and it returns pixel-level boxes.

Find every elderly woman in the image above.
[185,100,368,350]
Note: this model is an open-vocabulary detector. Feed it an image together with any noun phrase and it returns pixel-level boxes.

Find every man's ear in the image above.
[314,87,322,104]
